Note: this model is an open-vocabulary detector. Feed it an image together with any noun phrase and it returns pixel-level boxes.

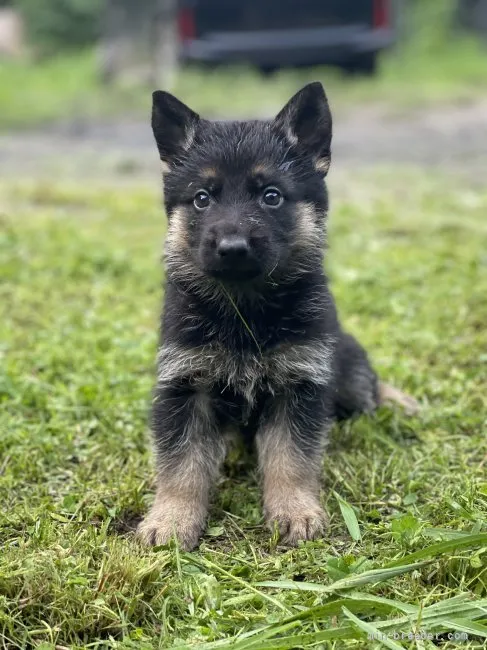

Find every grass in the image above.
[1,168,487,649]
[0,51,145,130]
[1,1,487,130]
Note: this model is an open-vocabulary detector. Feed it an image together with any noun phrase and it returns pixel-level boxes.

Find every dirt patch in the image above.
[1,100,486,182]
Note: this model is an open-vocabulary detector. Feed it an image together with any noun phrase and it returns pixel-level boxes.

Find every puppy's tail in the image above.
[378,382,421,416]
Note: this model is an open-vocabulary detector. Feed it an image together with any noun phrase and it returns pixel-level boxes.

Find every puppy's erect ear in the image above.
[152,91,200,166]
[274,82,332,174]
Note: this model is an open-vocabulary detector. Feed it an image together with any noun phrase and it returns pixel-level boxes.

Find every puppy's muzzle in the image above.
[210,234,261,280]
[217,236,249,262]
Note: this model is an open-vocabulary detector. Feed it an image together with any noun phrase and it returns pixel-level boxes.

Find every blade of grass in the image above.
[442,618,487,638]
[215,620,303,650]
[196,625,360,650]
[333,490,362,541]
[344,592,418,615]
[385,532,487,567]
[342,607,405,650]
[271,592,419,624]
[220,284,262,355]
[422,527,473,539]
[257,560,430,592]
[421,593,482,612]
[375,598,487,632]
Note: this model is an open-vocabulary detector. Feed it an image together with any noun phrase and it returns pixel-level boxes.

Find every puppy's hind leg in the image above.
[138,385,225,551]
[333,331,420,419]
[333,332,380,420]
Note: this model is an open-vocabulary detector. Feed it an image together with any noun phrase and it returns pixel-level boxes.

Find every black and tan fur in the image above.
[137,82,418,550]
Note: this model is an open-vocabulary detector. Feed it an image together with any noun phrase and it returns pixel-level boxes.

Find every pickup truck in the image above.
[177,0,401,75]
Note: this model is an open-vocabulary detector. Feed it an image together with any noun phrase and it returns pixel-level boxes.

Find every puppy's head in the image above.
[152,82,332,289]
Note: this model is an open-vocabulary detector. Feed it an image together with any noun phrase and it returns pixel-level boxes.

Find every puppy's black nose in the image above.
[217,237,249,260]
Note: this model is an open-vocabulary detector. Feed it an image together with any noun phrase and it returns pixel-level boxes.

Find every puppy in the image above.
[137,82,418,550]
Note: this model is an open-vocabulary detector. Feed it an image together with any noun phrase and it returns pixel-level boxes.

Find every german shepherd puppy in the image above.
[137,82,417,550]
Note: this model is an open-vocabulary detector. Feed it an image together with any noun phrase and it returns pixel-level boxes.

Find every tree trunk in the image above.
[98,0,179,87]
[151,0,178,89]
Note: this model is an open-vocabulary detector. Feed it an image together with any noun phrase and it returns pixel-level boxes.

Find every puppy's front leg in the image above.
[256,383,332,545]
[138,384,225,550]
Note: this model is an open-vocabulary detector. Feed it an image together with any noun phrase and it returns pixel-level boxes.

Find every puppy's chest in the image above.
[158,339,334,404]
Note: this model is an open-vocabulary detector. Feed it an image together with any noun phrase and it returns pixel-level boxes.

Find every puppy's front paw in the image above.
[265,496,326,545]
[137,499,205,551]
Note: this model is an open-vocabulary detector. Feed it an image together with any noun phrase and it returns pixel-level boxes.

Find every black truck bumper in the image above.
[180,25,395,66]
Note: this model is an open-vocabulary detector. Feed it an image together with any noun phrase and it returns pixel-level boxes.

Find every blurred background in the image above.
[0,0,486,182]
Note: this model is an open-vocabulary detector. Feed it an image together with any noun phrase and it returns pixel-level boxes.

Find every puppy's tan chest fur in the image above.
[158,340,334,403]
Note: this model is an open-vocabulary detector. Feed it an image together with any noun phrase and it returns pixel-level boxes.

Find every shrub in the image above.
[17,0,102,56]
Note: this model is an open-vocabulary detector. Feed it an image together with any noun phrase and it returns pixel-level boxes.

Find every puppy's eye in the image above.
[262,187,283,208]
[194,190,210,210]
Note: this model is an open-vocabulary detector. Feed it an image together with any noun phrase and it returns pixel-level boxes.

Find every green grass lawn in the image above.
[1,171,487,649]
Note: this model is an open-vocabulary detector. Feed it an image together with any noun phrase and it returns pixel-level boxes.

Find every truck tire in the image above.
[342,52,378,76]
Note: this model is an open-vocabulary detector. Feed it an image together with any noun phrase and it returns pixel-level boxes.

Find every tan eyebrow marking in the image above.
[201,167,218,179]
[315,158,330,175]
[251,164,271,176]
